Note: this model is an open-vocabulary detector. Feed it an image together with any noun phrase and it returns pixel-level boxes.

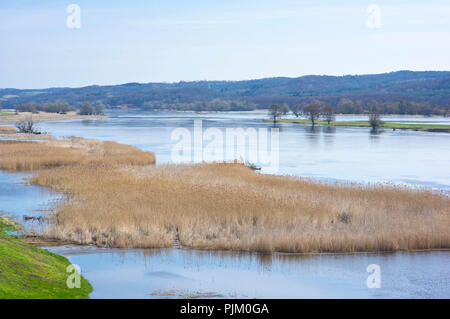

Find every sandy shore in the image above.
[0,111,107,125]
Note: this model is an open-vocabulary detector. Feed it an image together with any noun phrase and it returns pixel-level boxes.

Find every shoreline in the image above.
[261,118,450,133]
[23,235,450,257]
[0,111,107,125]
[0,216,92,299]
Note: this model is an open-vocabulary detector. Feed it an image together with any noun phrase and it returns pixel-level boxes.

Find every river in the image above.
[38,110,450,191]
[1,111,449,298]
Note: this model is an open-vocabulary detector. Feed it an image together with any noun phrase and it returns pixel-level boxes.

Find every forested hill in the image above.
[1,71,450,112]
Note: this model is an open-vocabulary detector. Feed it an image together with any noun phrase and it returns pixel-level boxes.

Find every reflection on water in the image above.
[369,129,383,143]
[323,126,336,133]
[0,171,60,233]
[304,125,321,148]
[0,146,449,299]
[45,245,450,299]
[37,110,450,191]
[322,126,336,147]
[2,112,450,299]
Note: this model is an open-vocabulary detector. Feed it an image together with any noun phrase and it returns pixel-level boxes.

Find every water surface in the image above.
[2,169,448,299]
[1,112,449,299]
[38,110,450,191]
[0,171,60,232]
[46,245,450,299]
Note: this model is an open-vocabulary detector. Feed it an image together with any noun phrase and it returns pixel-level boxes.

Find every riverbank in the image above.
[0,216,92,298]
[43,245,450,298]
[0,111,107,125]
[0,133,448,254]
[262,118,450,132]
[0,126,55,141]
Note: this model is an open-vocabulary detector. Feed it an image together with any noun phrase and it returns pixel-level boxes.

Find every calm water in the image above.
[38,110,450,191]
[1,112,450,298]
[0,171,60,233]
[45,245,450,299]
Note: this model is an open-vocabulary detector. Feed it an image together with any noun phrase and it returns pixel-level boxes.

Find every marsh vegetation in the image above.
[0,138,448,253]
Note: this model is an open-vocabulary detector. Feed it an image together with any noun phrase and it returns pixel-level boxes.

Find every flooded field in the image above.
[1,112,449,298]
[38,111,450,191]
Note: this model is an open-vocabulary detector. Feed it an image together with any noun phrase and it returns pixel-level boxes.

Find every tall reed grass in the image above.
[0,138,155,171]
[1,139,449,253]
[0,126,17,133]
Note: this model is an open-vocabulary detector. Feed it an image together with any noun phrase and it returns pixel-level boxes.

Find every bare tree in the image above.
[322,104,336,125]
[369,112,383,130]
[15,116,39,134]
[303,100,322,126]
[291,104,302,117]
[444,105,450,118]
[269,104,283,122]
[280,103,290,115]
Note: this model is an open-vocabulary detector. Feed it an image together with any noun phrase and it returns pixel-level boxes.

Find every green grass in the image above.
[262,118,450,132]
[0,217,92,299]
[0,112,16,116]
[0,109,16,116]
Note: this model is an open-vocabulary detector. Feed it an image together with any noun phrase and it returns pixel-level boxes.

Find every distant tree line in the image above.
[331,98,449,116]
[13,102,74,114]
[141,99,258,112]
[270,100,336,125]
[272,98,449,117]
[139,97,450,116]
[11,101,105,116]
[78,102,104,115]
[10,97,449,117]
[270,100,385,129]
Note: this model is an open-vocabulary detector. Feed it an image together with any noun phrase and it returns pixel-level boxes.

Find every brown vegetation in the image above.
[0,111,107,125]
[0,139,449,253]
[0,138,155,171]
[0,126,17,133]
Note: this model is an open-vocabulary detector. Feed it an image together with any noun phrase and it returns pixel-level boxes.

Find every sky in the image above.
[0,0,449,89]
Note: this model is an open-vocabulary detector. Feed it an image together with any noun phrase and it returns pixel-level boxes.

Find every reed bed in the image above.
[0,138,155,171]
[0,126,17,133]
[1,139,449,253]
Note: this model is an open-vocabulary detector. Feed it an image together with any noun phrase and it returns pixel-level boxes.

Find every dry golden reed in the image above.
[0,138,155,171]
[0,126,17,133]
[1,139,449,253]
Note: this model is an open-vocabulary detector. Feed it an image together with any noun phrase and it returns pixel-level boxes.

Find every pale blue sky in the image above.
[1,0,449,88]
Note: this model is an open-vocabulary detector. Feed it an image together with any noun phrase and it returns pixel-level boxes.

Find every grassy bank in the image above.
[263,118,450,132]
[0,137,449,254]
[0,110,16,117]
[0,217,92,298]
